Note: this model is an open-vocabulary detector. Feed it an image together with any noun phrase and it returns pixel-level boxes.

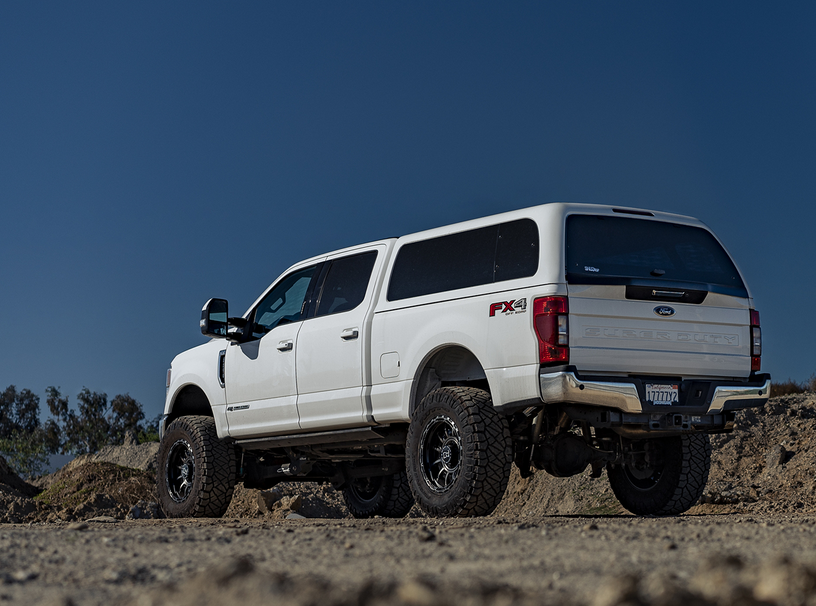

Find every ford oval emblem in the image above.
[654,305,676,317]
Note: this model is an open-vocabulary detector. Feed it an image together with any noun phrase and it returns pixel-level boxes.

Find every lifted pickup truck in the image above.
[158,203,770,518]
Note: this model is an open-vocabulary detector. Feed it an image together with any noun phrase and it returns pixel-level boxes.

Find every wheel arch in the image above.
[409,345,490,417]
[167,384,213,427]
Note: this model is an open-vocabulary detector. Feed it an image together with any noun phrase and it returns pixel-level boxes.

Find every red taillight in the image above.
[534,296,569,365]
[750,309,761,372]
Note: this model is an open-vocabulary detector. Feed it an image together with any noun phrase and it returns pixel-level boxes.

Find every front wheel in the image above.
[342,470,414,518]
[607,433,711,516]
[406,387,513,517]
[157,416,237,518]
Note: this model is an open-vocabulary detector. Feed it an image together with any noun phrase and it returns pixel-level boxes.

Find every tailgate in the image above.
[569,286,751,378]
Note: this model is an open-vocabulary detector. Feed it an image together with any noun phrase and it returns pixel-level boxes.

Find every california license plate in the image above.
[646,383,679,406]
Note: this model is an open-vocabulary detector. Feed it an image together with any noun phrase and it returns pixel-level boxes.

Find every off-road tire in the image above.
[406,386,513,517]
[607,433,711,516]
[342,470,415,518]
[157,415,237,518]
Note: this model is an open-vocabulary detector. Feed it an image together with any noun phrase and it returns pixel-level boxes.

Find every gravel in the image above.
[2,515,816,605]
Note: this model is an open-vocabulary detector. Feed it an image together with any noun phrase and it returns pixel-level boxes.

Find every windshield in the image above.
[565,215,748,297]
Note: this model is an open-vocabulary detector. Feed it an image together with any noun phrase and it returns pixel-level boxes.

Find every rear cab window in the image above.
[314,251,378,317]
[565,215,748,299]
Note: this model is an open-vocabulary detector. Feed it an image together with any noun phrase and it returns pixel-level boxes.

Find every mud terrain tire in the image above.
[406,387,513,517]
[342,470,415,518]
[607,433,711,516]
[157,416,237,518]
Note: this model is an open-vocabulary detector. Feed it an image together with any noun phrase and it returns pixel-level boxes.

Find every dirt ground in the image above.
[3,515,816,606]
[2,392,816,604]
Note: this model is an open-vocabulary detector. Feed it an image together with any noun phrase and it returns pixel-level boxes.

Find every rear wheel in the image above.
[406,387,513,517]
[342,470,414,518]
[607,433,710,515]
[157,416,237,518]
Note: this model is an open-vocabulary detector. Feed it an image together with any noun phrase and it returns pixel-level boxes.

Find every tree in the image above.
[1,384,156,476]
[109,393,145,444]
[46,386,150,455]
[0,386,50,477]
[0,385,41,438]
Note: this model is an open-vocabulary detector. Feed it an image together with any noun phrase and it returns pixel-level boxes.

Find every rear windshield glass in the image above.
[388,218,539,301]
[565,215,747,297]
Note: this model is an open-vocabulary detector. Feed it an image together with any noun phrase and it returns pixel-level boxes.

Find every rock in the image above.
[66,522,89,531]
[103,569,126,583]
[256,489,283,513]
[10,569,39,583]
[126,500,165,520]
[692,555,759,605]
[397,578,436,606]
[123,430,139,447]
[644,577,712,606]
[86,516,119,523]
[209,556,255,586]
[753,557,816,605]
[286,513,306,520]
[592,574,644,606]
[280,494,302,512]
[417,526,436,542]
[765,444,787,468]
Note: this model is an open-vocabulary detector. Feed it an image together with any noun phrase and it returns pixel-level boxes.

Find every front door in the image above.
[224,263,319,438]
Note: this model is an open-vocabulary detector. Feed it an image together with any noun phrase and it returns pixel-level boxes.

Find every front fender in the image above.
[164,339,229,438]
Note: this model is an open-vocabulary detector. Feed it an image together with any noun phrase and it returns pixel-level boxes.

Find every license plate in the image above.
[646,383,679,406]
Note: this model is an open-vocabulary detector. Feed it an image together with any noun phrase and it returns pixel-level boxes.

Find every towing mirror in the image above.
[201,298,229,338]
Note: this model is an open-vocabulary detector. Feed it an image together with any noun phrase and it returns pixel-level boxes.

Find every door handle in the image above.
[277,340,293,351]
[340,328,359,340]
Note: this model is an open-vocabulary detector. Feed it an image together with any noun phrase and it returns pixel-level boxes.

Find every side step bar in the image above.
[235,425,406,451]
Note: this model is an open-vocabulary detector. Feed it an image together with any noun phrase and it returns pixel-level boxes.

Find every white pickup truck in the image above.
[158,203,770,518]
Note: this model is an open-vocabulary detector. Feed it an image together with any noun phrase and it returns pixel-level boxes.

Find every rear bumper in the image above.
[539,370,770,415]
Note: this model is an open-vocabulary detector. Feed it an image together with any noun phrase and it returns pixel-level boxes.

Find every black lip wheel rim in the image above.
[349,477,384,504]
[624,464,664,490]
[166,439,195,503]
[419,414,462,493]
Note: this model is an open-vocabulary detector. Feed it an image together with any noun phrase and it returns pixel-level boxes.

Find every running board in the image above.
[235,425,405,451]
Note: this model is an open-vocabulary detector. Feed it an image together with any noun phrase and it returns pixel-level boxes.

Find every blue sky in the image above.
[1,2,814,421]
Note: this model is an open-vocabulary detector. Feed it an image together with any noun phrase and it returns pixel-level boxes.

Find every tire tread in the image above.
[407,387,513,518]
[158,416,236,518]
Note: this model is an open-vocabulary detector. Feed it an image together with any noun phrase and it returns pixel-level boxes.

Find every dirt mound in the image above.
[1,460,156,523]
[494,467,623,517]
[0,454,39,498]
[33,437,159,492]
[35,461,156,520]
[82,439,159,473]
[495,392,816,518]
[691,391,816,515]
[0,453,45,524]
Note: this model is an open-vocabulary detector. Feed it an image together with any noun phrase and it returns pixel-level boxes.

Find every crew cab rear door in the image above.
[295,245,385,430]
[565,213,753,379]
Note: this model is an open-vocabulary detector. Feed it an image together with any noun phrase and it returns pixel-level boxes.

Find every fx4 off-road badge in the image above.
[489,298,527,316]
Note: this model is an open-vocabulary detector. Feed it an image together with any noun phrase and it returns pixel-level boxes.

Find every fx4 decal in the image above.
[489,298,527,316]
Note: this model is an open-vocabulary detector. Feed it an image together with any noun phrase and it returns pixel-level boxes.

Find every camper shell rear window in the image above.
[565,215,748,298]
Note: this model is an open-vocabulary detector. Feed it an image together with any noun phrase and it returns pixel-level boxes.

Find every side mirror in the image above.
[201,298,229,338]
